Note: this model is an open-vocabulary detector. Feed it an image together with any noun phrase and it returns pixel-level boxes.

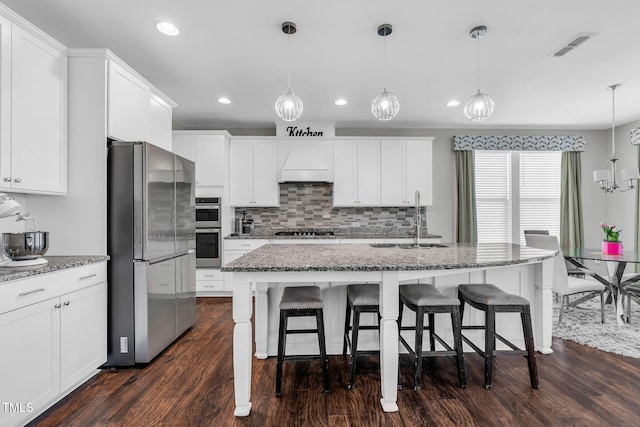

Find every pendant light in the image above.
[593,84,640,193]
[464,25,494,121]
[371,24,399,121]
[275,22,303,121]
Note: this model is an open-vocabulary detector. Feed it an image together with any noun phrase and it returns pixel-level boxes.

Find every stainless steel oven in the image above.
[195,197,222,268]
[195,197,221,228]
[195,228,222,268]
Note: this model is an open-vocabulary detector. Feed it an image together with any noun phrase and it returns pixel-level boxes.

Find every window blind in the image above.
[475,151,511,243]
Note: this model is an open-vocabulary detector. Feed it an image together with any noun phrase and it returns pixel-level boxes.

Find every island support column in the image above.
[232,272,253,416]
[534,258,554,354]
[254,282,269,359]
[379,271,399,412]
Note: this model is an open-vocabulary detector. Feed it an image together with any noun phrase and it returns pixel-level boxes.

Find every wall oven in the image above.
[195,197,222,268]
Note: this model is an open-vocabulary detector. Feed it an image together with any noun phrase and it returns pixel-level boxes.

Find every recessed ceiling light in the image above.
[334,99,347,106]
[217,97,231,105]
[446,100,460,107]
[156,22,180,36]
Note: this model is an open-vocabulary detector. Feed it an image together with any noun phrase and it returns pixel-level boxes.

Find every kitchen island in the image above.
[223,242,555,416]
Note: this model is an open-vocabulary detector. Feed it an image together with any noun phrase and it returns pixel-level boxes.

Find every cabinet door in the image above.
[149,94,172,151]
[0,298,61,426]
[172,134,196,161]
[60,283,107,392]
[406,140,432,206]
[0,15,10,191]
[108,61,150,141]
[333,141,358,206]
[196,135,225,187]
[356,140,380,205]
[381,141,407,206]
[252,140,279,206]
[11,23,67,194]
[229,140,255,206]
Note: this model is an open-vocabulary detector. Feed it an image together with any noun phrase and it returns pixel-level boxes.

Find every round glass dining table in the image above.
[562,247,640,325]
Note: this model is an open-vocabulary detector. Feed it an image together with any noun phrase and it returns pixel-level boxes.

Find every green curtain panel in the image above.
[454,150,477,243]
[560,151,584,248]
[635,146,640,271]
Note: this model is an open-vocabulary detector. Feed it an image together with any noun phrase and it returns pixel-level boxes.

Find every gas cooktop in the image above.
[274,230,335,237]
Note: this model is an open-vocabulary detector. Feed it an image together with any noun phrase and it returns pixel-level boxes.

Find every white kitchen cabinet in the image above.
[149,93,173,151]
[108,60,150,142]
[229,139,279,206]
[173,132,228,191]
[0,19,67,195]
[196,268,224,295]
[333,140,380,206]
[0,262,107,427]
[381,140,433,206]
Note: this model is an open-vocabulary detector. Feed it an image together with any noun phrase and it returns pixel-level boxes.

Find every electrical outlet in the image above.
[120,337,128,353]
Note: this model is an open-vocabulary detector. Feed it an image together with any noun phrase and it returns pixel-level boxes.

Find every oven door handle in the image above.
[195,228,221,233]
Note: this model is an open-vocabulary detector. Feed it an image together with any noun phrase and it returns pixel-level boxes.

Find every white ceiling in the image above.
[3,0,640,131]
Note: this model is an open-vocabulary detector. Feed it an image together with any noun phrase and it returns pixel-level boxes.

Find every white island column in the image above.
[379,271,400,412]
[232,272,253,416]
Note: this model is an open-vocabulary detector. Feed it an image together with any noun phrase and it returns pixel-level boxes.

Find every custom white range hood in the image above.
[278,141,334,183]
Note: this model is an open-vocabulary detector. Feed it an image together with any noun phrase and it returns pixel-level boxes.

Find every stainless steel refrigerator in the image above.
[106,141,196,366]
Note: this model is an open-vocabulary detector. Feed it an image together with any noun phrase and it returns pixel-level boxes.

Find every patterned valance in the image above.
[452,135,586,152]
[631,128,640,146]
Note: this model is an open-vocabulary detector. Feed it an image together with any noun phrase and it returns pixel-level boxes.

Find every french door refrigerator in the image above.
[106,141,196,366]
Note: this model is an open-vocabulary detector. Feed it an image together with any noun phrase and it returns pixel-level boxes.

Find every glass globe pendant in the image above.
[371,88,399,121]
[371,24,399,121]
[275,89,303,122]
[464,90,494,121]
[275,22,303,122]
[465,25,494,122]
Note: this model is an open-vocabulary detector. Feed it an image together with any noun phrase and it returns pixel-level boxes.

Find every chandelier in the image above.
[594,84,640,193]
[464,25,494,122]
[275,22,303,122]
[371,24,399,121]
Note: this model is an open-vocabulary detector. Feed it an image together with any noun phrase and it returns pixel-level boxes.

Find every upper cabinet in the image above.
[381,140,433,206]
[173,131,228,188]
[333,140,381,206]
[0,15,67,195]
[107,61,150,142]
[149,93,173,151]
[229,139,279,207]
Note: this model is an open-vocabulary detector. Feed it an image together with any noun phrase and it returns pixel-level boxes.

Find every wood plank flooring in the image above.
[28,298,640,426]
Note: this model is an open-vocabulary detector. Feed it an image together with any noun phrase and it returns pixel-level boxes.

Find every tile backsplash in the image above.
[235,182,425,229]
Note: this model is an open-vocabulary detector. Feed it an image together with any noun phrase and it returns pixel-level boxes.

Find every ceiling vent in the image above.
[550,33,596,57]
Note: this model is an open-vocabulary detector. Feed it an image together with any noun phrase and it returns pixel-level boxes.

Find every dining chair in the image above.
[523,230,595,278]
[524,234,606,326]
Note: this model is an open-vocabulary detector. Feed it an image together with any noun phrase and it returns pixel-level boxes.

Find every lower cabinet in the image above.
[0,262,106,427]
[196,269,225,296]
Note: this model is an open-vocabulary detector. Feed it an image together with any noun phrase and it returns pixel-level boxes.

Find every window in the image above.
[475,151,561,244]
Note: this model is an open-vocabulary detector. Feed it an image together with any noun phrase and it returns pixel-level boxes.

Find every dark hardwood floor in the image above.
[28,298,640,426]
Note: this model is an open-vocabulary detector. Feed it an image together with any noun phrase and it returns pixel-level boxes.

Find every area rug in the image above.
[553,297,640,358]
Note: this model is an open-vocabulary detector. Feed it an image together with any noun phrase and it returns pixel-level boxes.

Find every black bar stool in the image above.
[342,283,380,390]
[458,283,538,390]
[398,284,466,390]
[275,285,330,397]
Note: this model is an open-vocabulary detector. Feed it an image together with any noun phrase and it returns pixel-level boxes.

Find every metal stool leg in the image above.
[275,310,288,397]
[484,307,495,390]
[413,306,425,390]
[343,298,351,355]
[347,308,361,390]
[316,309,330,394]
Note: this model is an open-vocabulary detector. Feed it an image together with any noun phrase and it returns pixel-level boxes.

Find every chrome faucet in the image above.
[414,190,420,247]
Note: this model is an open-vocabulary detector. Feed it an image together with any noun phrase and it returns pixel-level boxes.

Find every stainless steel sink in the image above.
[369,243,447,249]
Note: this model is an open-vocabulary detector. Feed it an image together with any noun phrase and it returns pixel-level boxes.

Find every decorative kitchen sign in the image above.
[275,121,335,137]
[451,134,586,151]
[631,127,640,145]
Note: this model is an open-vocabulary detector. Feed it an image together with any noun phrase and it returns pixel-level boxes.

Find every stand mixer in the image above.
[0,193,48,266]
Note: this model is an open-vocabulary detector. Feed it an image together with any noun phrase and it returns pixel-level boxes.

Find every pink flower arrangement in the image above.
[601,223,622,242]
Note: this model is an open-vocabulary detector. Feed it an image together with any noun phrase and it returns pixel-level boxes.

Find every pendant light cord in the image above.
[287,27,292,91]
[611,85,616,157]
[476,33,481,92]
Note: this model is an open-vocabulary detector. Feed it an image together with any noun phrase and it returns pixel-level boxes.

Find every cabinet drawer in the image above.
[224,239,268,251]
[196,269,223,281]
[0,262,106,314]
[196,280,224,292]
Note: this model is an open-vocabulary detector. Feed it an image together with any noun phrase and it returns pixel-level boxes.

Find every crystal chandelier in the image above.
[464,25,494,122]
[275,22,303,122]
[594,84,640,192]
[371,24,399,121]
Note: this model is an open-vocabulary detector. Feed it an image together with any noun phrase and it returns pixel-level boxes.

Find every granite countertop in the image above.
[0,255,109,283]
[221,243,555,272]
[225,227,442,240]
